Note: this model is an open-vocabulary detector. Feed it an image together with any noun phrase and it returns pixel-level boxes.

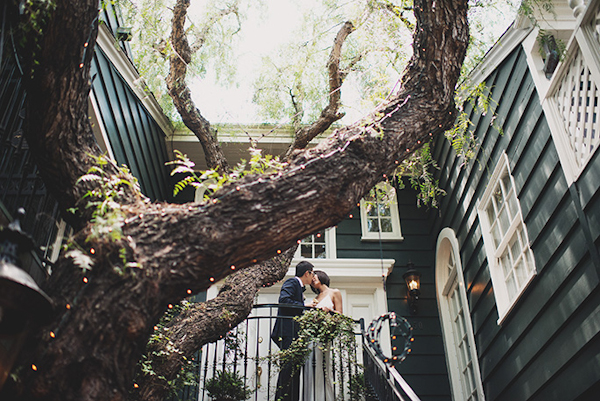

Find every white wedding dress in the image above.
[301,295,336,401]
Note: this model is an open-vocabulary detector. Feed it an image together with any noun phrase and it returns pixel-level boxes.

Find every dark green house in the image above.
[412,2,600,400]
[2,1,599,400]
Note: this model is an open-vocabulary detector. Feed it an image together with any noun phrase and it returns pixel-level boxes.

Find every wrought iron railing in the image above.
[173,304,420,401]
[361,313,420,401]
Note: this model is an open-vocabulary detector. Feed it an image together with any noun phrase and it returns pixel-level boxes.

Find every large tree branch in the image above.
[167,0,231,172]
[9,0,469,400]
[284,21,355,159]
[19,0,143,229]
[132,247,296,401]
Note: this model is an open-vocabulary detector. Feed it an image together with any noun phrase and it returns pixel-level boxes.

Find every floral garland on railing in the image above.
[272,308,367,399]
[276,308,357,369]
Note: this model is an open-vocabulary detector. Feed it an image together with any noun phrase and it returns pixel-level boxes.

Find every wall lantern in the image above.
[541,34,560,79]
[0,209,53,390]
[402,262,421,315]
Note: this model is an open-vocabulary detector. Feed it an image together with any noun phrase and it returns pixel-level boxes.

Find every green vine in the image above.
[17,0,57,74]
[137,301,200,396]
[273,308,363,399]
[68,155,142,275]
[395,143,446,209]
[537,29,566,62]
[205,370,252,401]
[518,0,556,25]
[166,147,287,200]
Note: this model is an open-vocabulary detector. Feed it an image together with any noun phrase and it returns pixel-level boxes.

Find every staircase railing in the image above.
[171,304,420,401]
[361,328,420,401]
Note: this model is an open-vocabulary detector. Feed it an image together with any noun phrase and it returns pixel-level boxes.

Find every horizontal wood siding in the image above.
[90,47,171,201]
[431,45,600,400]
[336,181,451,401]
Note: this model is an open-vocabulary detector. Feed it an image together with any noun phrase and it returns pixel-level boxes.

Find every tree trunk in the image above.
[134,9,357,401]
[5,0,469,400]
[133,247,296,401]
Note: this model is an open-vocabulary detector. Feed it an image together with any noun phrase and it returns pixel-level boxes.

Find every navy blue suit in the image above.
[272,277,305,401]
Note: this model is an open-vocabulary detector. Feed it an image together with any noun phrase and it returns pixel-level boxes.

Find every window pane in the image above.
[509,234,520,257]
[507,192,519,219]
[366,204,378,217]
[506,273,517,300]
[493,188,505,212]
[498,205,511,234]
[301,244,312,258]
[367,218,379,233]
[314,245,326,259]
[486,203,496,226]
[514,257,528,287]
[379,203,391,217]
[501,173,512,198]
[491,222,502,249]
[500,252,512,277]
[380,218,393,232]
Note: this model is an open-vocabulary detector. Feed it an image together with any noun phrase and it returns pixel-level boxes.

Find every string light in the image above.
[49,331,55,338]
[230,265,236,270]
[277,249,281,254]
[209,277,215,282]
[133,383,139,388]
[187,289,192,294]
[168,304,173,309]
[66,303,71,310]
[83,277,88,283]
[31,364,37,371]
[90,248,95,254]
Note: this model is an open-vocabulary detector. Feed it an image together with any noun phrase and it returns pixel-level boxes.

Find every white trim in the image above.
[477,153,537,324]
[435,228,486,401]
[294,227,337,259]
[88,94,117,161]
[96,23,173,137]
[463,23,533,90]
[517,1,600,185]
[360,183,404,242]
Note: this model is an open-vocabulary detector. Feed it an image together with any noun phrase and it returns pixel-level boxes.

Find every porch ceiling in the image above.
[166,123,334,169]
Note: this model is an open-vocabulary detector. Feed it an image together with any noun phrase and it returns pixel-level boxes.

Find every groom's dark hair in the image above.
[295,261,314,277]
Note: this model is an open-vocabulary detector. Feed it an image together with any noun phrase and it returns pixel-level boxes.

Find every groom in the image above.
[271,260,314,401]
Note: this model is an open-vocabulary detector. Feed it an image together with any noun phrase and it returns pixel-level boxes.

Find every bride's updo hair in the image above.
[310,270,330,293]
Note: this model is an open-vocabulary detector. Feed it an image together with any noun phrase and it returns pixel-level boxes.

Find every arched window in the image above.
[436,228,485,401]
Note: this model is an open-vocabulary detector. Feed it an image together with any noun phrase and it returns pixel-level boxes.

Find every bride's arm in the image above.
[332,290,343,314]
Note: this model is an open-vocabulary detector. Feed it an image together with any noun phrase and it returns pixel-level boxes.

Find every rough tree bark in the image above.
[167,0,232,172]
[5,0,469,400]
[133,3,358,400]
[283,20,355,159]
[134,247,296,400]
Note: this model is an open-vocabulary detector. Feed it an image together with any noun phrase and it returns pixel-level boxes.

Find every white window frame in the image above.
[359,182,403,242]
[477,153,537,324]
[436,228,485,401]
[294,227,337,259]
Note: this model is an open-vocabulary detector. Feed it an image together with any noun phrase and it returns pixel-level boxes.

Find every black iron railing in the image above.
[176,304,420,401]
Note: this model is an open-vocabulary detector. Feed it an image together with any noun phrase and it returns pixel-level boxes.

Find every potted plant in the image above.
[205,370,252,401]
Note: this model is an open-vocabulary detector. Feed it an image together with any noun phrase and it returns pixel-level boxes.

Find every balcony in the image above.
[173,304,420,401]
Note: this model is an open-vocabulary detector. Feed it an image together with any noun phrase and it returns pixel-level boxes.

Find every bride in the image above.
[302,270,343,401]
